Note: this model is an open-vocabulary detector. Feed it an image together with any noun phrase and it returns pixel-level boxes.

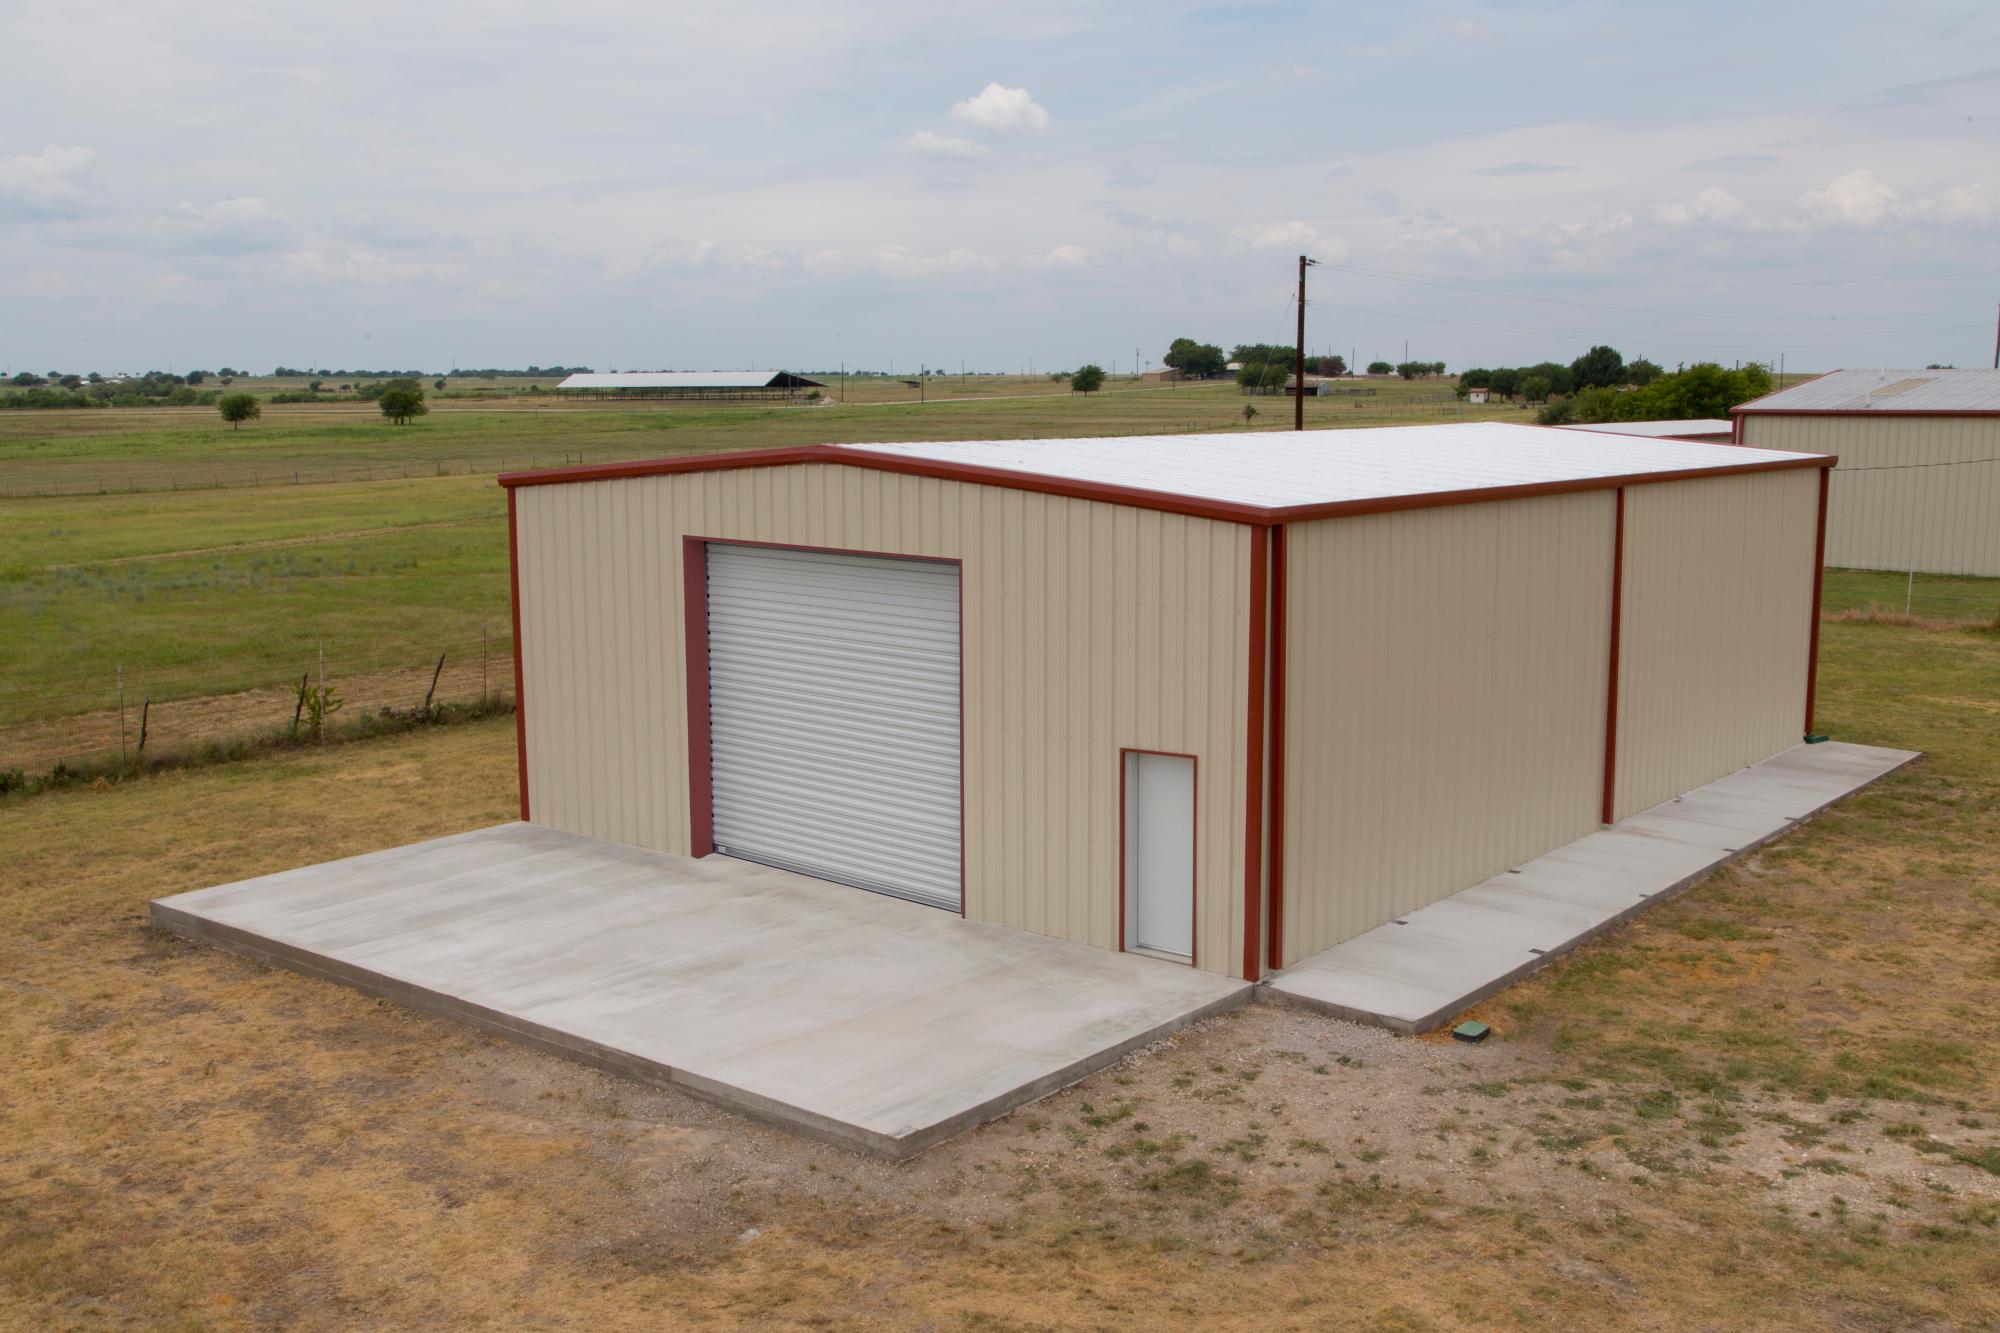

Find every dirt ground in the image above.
[3,628,1997,1330]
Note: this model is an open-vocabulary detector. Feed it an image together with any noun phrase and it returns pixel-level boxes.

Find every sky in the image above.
[4,1,1999,376]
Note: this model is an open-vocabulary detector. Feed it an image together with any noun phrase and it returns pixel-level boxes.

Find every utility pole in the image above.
[1296,253,1318,431]
[1992,301,1998,369]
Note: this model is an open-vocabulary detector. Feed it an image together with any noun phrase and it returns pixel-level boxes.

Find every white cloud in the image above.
[0,142,94,218]
[904,129,987,158]
[948,83,1050,132]
[1038,244,1088,265]
[1233,219,1320,251]
[1654,187,1746,227]
[1796,169,1900,226]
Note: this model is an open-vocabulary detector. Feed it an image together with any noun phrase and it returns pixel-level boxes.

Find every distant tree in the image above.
[1623,362,1772,419]
[1071,364,1106,394]
[1259,363,1289,394]
[1569,345,1624,390]
[1231,343,1296,369]
[1164,338,1227,378]
[86,371,104,384]
[308,378,324,393]
[434,377,446,391]
[217,393,261,430]
[1521,374,1553,403]
[1522,361,1575,397]
[1242,401,1258,425]
[9,372,42,387]
[217,366,237,377]
[1625,358,1663,386]
[378,384,429,424]
[59,374,83,389]
[1366,360,1394,376]
[1236,364,1264,391]
[1308,354,1348,376]
[185,370,207,385]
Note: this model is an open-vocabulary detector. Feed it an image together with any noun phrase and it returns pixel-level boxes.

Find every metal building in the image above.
[1734,368,2000,576]
[555,371,825,401]
[500,422,1832,982]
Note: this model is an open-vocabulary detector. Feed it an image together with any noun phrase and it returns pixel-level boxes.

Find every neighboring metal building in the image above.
[1734,368,2000,575]
[556,370,826,400]
[500,422,1832,982]
[1555,418,1734,443]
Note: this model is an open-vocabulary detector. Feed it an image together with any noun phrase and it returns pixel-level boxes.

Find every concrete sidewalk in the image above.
[152,823,1251,1159]
[1265,741,1919,1033]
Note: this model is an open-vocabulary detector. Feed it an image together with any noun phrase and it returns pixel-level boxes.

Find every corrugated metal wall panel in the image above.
[1613,469,1817,820]
[1279,492,1614,963]
[1740,415,2000,576]
[512,464,1253,976]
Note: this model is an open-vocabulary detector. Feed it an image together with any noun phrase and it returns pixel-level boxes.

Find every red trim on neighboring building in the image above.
[507,487,529,821]
[1118,747,1201,968]
[1805,467,1829,734]
[681,536,967,905]
[1243,526,1269,983]
[681,537,714,857]
[497,440,1836,528]
[1265,524,1289,974]
[1601,488,1626,826]
[1734,407,2000,419]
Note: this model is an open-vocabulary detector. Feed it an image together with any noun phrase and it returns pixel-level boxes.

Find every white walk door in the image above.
[705,543,962,910]
[1124,752,1195,961]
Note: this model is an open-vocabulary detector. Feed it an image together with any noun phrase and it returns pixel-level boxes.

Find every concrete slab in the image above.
[152,823,1251,1159]
[1265,741,1919,1033]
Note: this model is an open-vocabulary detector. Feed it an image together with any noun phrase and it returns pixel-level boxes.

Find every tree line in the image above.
[1457,345,1663,403]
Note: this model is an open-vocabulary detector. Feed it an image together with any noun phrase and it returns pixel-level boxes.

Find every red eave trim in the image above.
[1242,526,1269,983]
[507,488,529,821]
[498,442,1836,527]
[1733,406,2000,419]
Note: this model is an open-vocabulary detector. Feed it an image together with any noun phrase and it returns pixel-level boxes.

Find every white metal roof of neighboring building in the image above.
[1552,419,1733,439]
[840,422,1823,511]
[1735,368,2000,413]
[557,371,811,390]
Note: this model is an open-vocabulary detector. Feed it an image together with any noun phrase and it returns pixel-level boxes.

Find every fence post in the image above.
[118,666,127,764]
[317,641,325,744]
[482,625,489,707]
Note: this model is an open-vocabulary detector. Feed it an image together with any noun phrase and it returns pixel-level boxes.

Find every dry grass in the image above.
[4,622,1999,1328]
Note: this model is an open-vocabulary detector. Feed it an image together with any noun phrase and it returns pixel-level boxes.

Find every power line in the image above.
[1837,455,2000,473]
[1323,301,1991,348]
[1327,263,1971,323]
[1326,260,2000,292]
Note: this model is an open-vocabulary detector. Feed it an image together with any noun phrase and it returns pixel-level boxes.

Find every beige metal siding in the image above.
[1740,414,2000,576]
[514,464,1255,976]
[1612,469,1817,820]
[1278,493,1615,963]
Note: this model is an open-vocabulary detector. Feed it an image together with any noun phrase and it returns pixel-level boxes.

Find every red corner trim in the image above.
[1243,526,1269,982]
[1265,525,1289,974]
[1601,488,1625,825]
[1805,467,1829,733]
[682,537,714,857]
[507,487,529,821]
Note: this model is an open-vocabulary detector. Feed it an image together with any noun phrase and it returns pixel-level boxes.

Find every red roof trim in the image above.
[1733,406,2000,418]
[498,441,1835,525]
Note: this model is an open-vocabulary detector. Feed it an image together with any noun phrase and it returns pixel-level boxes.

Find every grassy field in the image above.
[1,612,1994,1329]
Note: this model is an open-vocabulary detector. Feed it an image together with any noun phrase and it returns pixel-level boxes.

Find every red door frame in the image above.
[1118,747,1200,967]
[682,535,967,916]
[1601,487,1626,824]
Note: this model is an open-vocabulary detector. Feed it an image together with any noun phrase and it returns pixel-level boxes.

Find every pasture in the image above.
[1,378,1518,770]
[1,610,1994,1329]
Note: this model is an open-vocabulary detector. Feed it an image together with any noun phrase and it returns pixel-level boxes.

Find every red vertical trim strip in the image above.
[1265,525,1288,974]
[1243,525,1269,982]
[1601,488,1625,825]
[681,537,715,857]
[1805,466,1829,734]
[507,487,530,821]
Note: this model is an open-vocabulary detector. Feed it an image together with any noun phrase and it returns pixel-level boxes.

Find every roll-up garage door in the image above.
[705,543,962,910]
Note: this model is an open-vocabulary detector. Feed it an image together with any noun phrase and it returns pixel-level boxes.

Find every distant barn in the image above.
[556,371,826,401]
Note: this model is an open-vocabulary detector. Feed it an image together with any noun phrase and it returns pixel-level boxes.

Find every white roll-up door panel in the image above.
[705,543,962,910]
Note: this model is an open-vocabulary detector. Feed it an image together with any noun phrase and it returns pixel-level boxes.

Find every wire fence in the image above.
[0,629,515,775]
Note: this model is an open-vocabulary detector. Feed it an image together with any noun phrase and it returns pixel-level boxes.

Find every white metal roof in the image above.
[557,371,801,390]
[1736,368,2000,413]
[840,422,1821,510]
[1552,419,1733,438]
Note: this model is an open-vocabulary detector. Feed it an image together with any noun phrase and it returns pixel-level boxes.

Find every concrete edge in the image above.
[148,898,914,1160]
[1258,745,1923,1035]
[149,898,1256,1162]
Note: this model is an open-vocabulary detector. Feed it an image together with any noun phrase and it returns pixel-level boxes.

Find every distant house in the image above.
[1467,387,1493,405]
